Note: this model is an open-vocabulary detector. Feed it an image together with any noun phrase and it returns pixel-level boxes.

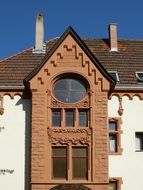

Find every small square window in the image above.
[109,181,117,190]
[136,72,143,82]
[109,71,119,82]
[109,178,122,190]
[109,118,122,155]
[109,122,117,131]
[52,110,61,127]
[79,110,88,127]
[65,109,74,127]
[135,132,143,151]
[109,135,117,153]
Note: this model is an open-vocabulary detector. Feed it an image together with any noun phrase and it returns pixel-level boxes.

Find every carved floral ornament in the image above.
[50,96,89,108]
[47,128,92,145]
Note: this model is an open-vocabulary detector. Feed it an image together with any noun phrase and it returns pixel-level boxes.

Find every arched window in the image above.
[52,76,89,127]
[53,77,87,103]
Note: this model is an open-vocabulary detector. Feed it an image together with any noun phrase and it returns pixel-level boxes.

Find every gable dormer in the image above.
[26,27,115,190]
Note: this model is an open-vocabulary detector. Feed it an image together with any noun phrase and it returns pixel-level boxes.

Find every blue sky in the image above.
[0,0,143,59]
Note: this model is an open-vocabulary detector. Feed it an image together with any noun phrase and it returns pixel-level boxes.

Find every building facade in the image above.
[0,13,143,190]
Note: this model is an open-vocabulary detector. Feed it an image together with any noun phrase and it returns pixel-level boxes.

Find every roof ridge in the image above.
[45,37,60,43]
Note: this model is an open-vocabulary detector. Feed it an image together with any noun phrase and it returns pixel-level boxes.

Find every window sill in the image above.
[109,148,123,155]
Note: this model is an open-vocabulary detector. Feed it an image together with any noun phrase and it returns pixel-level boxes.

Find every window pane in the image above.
[53,147,66,156]
[109,122,117,131]
[52,147,67,178]
[54,79,68,90]
[79,110,88,127]
[72,147,87,179]
[71,79,86,91]
[109,135,117,152]
[135,132,143,151]
[66,110,74,126]
[73,158,87,178]
[70,91,86,103]
[109,181,117,190]
[54,91,69,103]
[53,158,67,178]
[52,110,61,126]
[53,78,87,103]
[73,147,87,157]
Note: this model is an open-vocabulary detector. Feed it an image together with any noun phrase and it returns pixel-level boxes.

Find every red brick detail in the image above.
[31,91,48,183]
[93,92,108,183]
[30,35,110,190]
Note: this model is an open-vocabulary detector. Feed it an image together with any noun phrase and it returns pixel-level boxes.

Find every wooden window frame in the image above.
[52,109,62,127]
[65,109,75,127]
[52,108,89,128]
[52,147,67,179]
[72,147,88,179]
[109,117,123,155]
[51,146,89,181]
[78,109,89,127]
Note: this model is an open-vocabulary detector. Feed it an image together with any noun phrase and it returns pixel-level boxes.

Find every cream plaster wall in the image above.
[0,95,31,190]
[108,95,143,190]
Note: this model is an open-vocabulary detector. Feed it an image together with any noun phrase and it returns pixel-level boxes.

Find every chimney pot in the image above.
[33,12,46,54]
[109,24,118,52]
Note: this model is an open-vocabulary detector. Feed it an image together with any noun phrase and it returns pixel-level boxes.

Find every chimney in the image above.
[33,12,46,53]
[109,24,118,52]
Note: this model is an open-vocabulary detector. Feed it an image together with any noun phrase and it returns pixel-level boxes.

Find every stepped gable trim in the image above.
[24,26,115,88]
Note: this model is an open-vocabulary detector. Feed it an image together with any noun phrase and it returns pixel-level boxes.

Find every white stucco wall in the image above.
[108,95,143,190]
[0,95,31,190]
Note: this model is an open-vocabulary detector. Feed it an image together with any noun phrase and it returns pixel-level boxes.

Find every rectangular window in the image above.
[52,110,61,127]
[52,147,67,179]
[109,118,122,155]
[65,109,74,127]
[135,132,143,151]
[109,178,122,190]
[79,110,88,127]
[109,181,117,190]
[109,135,117,152]
[72,147,88,179]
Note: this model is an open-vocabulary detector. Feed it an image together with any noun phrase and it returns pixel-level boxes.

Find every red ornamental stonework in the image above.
[29,32,111,190]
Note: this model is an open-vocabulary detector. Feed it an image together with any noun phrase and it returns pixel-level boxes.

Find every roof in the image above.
[25,27,115,87]
[0,27,143,90]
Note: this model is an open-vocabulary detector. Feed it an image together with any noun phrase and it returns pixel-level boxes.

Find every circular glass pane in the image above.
[53,78,87,103]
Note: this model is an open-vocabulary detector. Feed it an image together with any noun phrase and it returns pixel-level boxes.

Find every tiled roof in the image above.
[0,38,57,86]
[84,38,143,86]
[0,35,143,89]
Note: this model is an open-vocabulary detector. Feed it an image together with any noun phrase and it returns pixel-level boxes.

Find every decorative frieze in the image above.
[110,92,143,116]
[47,128,91,145]
[51,97,89,108]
